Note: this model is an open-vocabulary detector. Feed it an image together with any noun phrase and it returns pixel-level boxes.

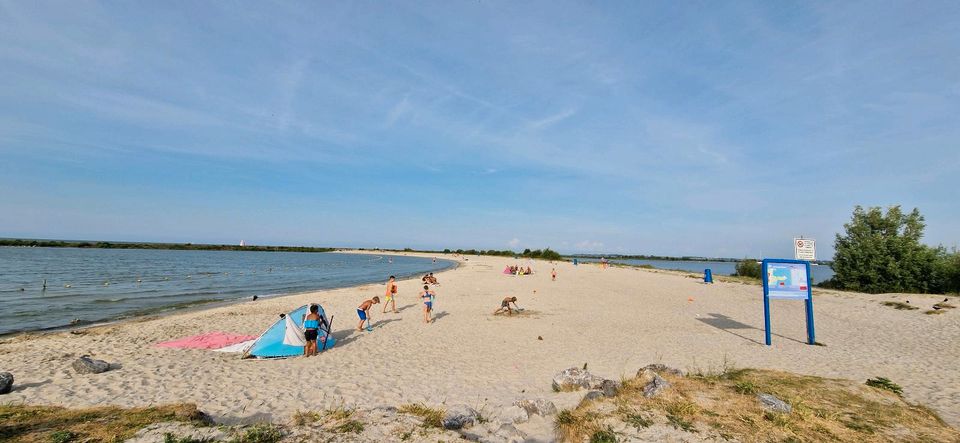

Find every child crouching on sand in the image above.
[357,296,380,331]
[494,297,519,315]
[420,285,435,323]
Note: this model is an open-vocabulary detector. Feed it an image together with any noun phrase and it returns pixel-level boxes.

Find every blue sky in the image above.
[1,1,958,258]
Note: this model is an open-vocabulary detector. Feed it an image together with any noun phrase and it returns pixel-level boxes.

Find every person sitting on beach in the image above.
[357,296,380,331]
[382,275,398,314]
[420,285,435,324]
[493,297,519,315]
[526,266,532,275]
[427,272,439,285]
[303,304,325,357]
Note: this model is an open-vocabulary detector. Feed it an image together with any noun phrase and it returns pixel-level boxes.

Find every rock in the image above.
[583,390,605,402]
[514,398,558,416]
[0,372,12,395]
[125,422,227,443]
[498,405,529,424]
[638,364,684,377]
[72,356,111,374]
[494,423,527,443]
[601,379,621,397]
[552,367,606,391]
[642,373,671,398]
[757,393,792,413]
[442,404,478,430]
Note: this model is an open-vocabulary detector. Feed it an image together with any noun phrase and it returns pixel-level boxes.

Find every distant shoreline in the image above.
[0,238,336,253]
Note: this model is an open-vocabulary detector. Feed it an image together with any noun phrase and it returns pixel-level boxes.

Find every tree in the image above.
[831,206,939,293]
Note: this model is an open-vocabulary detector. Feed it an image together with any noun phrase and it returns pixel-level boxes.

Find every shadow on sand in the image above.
[696,313,805,346]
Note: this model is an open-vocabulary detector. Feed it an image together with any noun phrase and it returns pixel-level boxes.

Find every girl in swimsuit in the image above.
[303,304,323,356]
[420,285,434,324]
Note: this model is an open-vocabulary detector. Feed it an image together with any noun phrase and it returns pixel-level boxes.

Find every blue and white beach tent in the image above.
[244,304,336,358]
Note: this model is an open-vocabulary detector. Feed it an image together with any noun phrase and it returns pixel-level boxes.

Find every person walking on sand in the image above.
[551,268,557,281]
[494,297,519,315]
[303,304,325,356]
[382,276,398,313]
[419,285,435,324]
[357,296,380,331]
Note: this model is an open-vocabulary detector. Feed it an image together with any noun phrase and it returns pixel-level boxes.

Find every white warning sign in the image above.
[794,238,816,261]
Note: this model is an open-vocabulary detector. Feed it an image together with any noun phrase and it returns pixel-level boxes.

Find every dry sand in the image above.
[1,251,957,431]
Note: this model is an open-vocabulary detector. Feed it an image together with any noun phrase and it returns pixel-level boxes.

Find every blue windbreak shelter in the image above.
[245,304,336,358]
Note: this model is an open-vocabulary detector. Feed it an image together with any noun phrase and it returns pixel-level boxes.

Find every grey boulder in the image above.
[639,363,684,377]
[72,355,111,374]
[0,372,12,395]
[601,379,621,397]
[442,404,479,430]
[552,367,606,391]
[514,398,558,416]
[640,371,671,398]
[757,393,791,413]
[498,405,529,424]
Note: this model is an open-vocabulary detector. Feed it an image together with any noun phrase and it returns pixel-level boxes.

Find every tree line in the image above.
[0,239,335,253]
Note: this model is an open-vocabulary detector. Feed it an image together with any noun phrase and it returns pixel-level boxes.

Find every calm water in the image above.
[581,258,834,284]
[0,248,453,335]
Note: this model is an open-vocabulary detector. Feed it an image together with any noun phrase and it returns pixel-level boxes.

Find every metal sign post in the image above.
[762,258,815,346]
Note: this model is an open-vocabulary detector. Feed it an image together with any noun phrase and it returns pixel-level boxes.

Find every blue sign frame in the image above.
[762,259,815,346]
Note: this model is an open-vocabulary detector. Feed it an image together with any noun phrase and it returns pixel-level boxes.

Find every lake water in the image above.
[0,248,453,335]
[580,258,834,284]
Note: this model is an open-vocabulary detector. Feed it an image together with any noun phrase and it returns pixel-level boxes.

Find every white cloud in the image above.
[507,238,520,248]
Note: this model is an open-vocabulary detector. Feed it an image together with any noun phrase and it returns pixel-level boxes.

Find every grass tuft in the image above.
[398,403,444,428]
[865,377,903,396]
[881,301,918,310]
[229,424,282,443]
[0,403,209,443]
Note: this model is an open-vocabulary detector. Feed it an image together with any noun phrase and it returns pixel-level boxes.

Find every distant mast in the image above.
[239,240,246,247]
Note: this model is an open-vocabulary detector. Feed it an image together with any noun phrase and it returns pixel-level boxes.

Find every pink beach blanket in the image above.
[155,332,257,350]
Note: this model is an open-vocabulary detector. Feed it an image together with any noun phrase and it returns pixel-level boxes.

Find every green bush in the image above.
[830,206,953,294]
[735,259,761,279]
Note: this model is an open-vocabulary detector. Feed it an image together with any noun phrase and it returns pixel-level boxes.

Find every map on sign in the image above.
[766,262,810,299]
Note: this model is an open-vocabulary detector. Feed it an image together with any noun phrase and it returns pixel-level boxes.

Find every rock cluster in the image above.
[552,367,620,393]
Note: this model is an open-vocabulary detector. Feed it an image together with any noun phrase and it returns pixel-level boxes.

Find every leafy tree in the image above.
[831,206,940,293]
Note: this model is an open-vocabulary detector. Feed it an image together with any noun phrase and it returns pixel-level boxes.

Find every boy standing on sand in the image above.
[382,275,398,314]
[493,297,520,315]
[419,285,435,324]
[357,296,380,331]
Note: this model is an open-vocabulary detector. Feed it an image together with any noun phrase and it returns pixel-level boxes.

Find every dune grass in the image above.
[0,403,208,443]
[555,367,958,442]
[398,403,444,428]
[881,301,919,310]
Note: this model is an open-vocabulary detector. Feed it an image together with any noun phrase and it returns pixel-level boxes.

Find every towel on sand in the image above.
[155,332,257,349]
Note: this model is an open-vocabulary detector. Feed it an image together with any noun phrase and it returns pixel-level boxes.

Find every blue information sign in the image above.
[762,259,815,346]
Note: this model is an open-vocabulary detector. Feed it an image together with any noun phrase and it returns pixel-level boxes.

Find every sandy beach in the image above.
[1,251,957,431]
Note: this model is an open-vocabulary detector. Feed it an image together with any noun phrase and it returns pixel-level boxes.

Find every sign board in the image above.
[762,259,816,346]
[794,238,816,261]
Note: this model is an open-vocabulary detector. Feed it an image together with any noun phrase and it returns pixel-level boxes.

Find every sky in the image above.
[1,1,958,258]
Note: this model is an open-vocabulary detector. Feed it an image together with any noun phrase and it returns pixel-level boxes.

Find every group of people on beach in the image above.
[421,273,439,285]
[506,265,533,275]
[355,275,437,332]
